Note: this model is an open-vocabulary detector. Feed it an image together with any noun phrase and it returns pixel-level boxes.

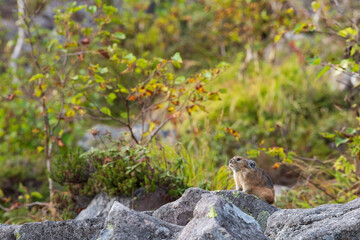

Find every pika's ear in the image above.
[248,160,256,168]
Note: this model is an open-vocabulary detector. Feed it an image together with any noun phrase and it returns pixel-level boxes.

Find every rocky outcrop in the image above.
[14,218,104,240]
[96,201,182,240]
[0,188,272,240]
[152,187,278,231]
[76,187,169,220]
[177,194,267,240]
[265,198,360,240]
[1,188,360,240]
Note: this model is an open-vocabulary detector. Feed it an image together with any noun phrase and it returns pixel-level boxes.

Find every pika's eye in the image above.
[236,157,241,161]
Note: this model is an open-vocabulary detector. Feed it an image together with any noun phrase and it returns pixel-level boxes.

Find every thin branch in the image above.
[10,0,26,83]
[0,202,50,212]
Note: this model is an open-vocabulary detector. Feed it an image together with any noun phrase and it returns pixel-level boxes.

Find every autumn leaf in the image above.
[196,84,206,93]
[98,49,110,59]
[77,53,85,61]
[168,106,175,113]
[7,93,16,101]
[89,129,99,136]
[224,127,241,140]
[81,37,90,45]
[186,78,196,84]
[128,95,137,101]
[272,162,281,170]
[32,129,40,134]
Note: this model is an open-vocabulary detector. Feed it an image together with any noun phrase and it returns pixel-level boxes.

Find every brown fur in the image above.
[229,156,275,204]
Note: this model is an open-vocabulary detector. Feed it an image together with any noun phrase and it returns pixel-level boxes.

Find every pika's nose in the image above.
[229,158,234,164]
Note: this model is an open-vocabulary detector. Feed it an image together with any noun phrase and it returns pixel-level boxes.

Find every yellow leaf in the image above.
[149,122,156,132]
[168,106,175,113]
[37,146,44,153]
[58,129,64,136]
[32,129,40,134]
[66,109,75,117]
[274,30,285,43]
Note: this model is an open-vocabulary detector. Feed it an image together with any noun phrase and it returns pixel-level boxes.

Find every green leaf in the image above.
[101,107,112,116]
[87,5,97,13]
[107,93,117,104]
[175,76,186,84]
[311,1,320,12]
[29,74,45,82]
[31,191,43,199]
[316,66,330,79]
[338,27,358,38]
[345,128,356,135]
[247,149,260,158]
[293,23,307,34]
[103,4,118,15]
[124,53,136,62]
[352,64,359,73]
[99,67,108,74]
[171,52,183,68]
[171,52,183,63]
[113,32,126,40]
[335,137,349,147]
[118,84,129,93]
[306,56,321,65]
[320,132,335,139]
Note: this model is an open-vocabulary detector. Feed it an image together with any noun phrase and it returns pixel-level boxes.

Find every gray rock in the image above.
[0,224,18,240]
[152,187,208,226]
[96,201,183,240]
[214,190,279,232]
[265,198,360,240]
[76,192,131,220]
[152,187,278,231]
[76,188,169,220]
[177,194,268,240]
[14,218,104,240]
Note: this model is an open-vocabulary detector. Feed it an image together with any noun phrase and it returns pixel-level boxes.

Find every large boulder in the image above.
[76,193,130,220]
[96,201,183,240]
[152,187,208,226]
[14,218,104,240]
[265,198,360,240]
[0,224,19,240]
[177,194,268,240]
[76,187,169,220]
[152,187,278,231]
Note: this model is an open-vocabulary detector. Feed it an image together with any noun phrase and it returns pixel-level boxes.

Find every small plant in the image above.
[51,142,189,217]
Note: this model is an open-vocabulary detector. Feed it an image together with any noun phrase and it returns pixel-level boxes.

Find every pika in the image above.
[229,156,275,204]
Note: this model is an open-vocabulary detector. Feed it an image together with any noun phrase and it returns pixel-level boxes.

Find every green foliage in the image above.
[1,0,360,224]
[52,144,188,201]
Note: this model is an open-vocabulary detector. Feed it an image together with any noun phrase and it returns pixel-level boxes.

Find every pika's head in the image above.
[229,156,256,172]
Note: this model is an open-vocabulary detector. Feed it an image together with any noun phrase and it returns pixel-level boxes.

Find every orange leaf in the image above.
[7,93,16,101]
[186,78,196,84]
[128,95,137,101]
[89,129,99,136]
[272,162,281,170]
[100,82,106,89]
[196,84,206,93]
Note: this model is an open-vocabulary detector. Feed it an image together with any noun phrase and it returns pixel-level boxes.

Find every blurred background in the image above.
[1,0,360,223]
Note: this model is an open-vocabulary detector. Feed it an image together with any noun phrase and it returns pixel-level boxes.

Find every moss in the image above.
[256,210,271,232]
[16,232,21,240]
[232,191,241,198]
[207,206,218,218]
